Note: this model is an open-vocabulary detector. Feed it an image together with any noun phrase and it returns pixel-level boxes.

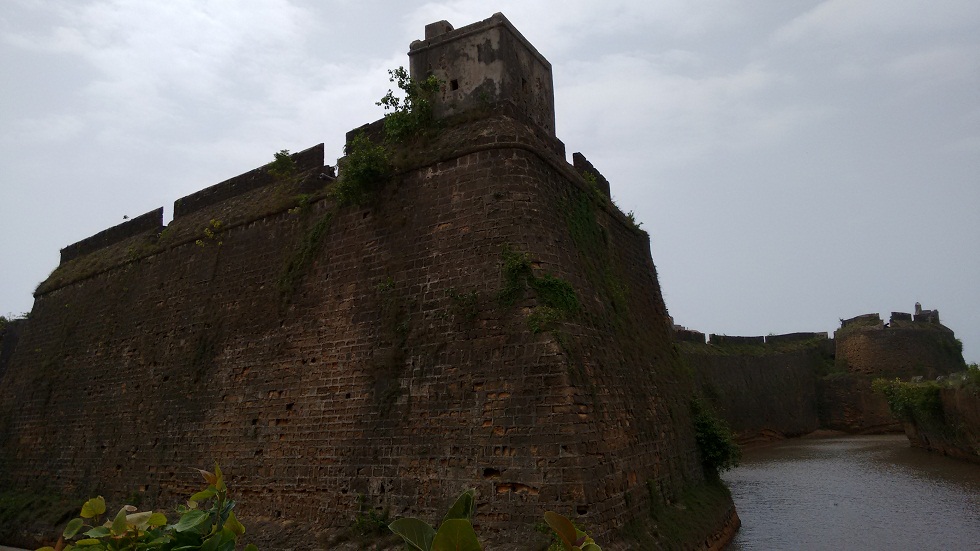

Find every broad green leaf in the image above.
[543,511,578,548]
[190,488,217,502]
[147,512,168,527]
[201,533,222,551]
[80,497,106,519]
[36,547,56,551]
[431,519,481,551]
[441,489,476,523]
[74,539,103,546]
[83,527,110,538]
[223,510,246,537]
[244,544,258,551]
[111,507,128,534]
[174,509,210,532]
[581,544,601,551]
[63,518,85,538]
[388,517,436,551]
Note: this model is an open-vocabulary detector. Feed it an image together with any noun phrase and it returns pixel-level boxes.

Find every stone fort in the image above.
[0,12,965,550]
[0,14,736,549]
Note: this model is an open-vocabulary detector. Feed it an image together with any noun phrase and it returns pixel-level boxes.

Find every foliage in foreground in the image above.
[387,489,601,551]
[38,464,256,551]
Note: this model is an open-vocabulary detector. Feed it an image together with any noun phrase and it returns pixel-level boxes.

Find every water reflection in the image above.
[723,434,980,550]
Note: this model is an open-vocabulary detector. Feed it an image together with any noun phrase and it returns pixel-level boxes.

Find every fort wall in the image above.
[687,313,966,438]
[902,386,980,464]
[681,335,830,442]
[0,113,718,548]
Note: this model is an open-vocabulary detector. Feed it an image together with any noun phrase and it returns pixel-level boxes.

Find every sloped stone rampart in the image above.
[0,114,721,549]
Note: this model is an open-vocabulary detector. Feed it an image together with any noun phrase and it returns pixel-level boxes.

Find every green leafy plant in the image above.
[195,219,223,247]
[387,489,481,551]
[267,149,296,180]
[872,378,945,426]
[543,511,602,551]
[38,464,256,551]
[387,491,602,551]
[377,66,441,142]
[690,398,741,476]
[498,247,579,333]
[333,133,392,206]
[351,494,391,537]
[287,194,312,215]
[625,211,642,230]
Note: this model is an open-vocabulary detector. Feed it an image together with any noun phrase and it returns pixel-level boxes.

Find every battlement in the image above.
[572,153,611,198]
[840,306,947,332]
[174,144,324,218]
[60,208,164,264]
[54,145,325,268]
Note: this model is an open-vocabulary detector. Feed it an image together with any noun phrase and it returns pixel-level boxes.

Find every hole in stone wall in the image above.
[345,393,351,399]
[577,505,588,515]
[450,79,459,90]
[483,468,501,478]
[286,402,294,411]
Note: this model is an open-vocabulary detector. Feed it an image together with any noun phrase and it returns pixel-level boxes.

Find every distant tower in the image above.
[408,13,557,136]
[915,302,922,315]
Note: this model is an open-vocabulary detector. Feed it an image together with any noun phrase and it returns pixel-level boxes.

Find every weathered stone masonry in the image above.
[0,13,734,549]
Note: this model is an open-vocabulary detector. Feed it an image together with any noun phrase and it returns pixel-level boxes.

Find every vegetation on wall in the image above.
[870,367,980,430]
[377,66,441,142]
[690,397,741,476]
[194,219,224,248]
[266,150,297,180]
[498,247,579,333]
[333,134,392,207]
[872,378,945,429]
[277,211,335,303]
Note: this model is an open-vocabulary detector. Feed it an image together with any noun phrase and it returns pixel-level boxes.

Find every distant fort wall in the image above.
[683,312,965,439]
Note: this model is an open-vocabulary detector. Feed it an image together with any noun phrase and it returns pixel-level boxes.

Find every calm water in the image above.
[723,434,980,550]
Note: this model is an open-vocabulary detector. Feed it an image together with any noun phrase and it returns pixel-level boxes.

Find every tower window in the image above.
[450,79,459,91]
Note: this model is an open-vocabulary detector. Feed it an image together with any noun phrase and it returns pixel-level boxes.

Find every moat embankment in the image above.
[723,434,980,550]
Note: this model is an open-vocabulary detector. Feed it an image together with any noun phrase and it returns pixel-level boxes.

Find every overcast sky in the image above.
[2,1,978,362]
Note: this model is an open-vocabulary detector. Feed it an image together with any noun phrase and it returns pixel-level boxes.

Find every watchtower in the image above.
[408,12,556,136]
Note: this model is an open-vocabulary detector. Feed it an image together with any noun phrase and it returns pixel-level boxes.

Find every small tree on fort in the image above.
[376,66,441,142]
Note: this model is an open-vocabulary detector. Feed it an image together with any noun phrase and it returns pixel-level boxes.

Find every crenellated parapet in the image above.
[36,145,326,296]
[60,208,164,264]
[835,305,962,379]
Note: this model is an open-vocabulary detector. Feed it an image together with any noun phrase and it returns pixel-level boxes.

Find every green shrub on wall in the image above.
[377,66,441,142]
[872,378,945,428]
[333,134,392,206]
[690,398,741,476]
